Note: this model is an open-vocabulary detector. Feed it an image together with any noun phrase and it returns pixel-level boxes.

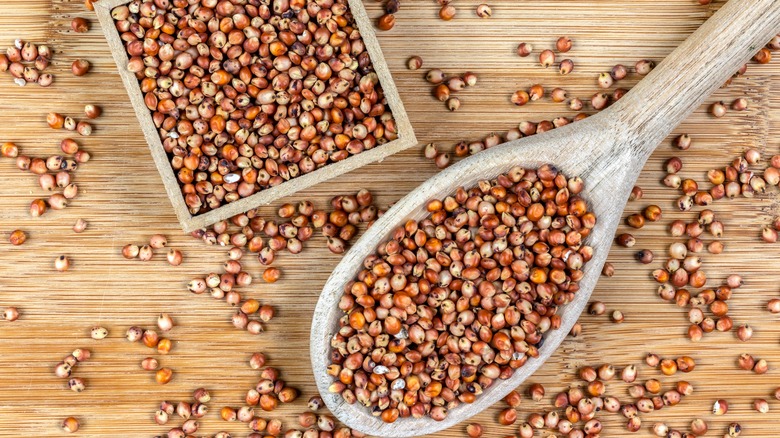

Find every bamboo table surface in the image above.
[0,1,778,437]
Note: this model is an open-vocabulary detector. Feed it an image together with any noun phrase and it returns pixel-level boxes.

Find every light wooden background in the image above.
[0,0,778,437]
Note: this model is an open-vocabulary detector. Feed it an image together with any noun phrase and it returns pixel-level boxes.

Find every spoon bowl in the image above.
[312,1,780,436]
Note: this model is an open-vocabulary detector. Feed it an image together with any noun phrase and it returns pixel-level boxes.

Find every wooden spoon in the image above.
[311,1,780,436]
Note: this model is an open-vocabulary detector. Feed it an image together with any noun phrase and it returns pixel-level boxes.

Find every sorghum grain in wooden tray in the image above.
[94,0,415,232]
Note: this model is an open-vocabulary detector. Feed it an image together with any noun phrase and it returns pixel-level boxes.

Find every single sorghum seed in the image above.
[550,87,568,102]
[630,185,643,201]
[556,36,572,52]
[426,69,445,84]
[736,324,753,341]
[710,101,727,117]
[529,84,544,101]
[154,409,168,425]
[30,199,47,217]
[739,353,755,370]
[511,90,529,106]
[498,408,517,425]
[653,423,669,436]
[660,359,678,375]
[157,313,174,332]
[732,97,749,111]
[250,353,267,370]
[122,244,139,259]
[589,301,606,315]
[90,326,108,339]
[143,330,159,348]
[504,390,522,408]
[385,0,400,13]
[157,338,173,362]
[149,234,167,249]
[677,381,694,396]
[9,229,27,245]
[645,353,661,368]
[675,134,692,150]
[77,122,92,136]
[517,42,532,57]
[645,379,661,394]
[598,72,613,89]
[529,383,545,401]
[591,92,609,110]
[602,262,615,277]
[1,142,18,157]
[71,17,90,33]
[475,4,491,17]
[72,348,90,362]
[84,104,102,119]
[138,245,153,261]
[539,49,555,67]
[643,205,662,221]
[166,249,183,266]
[754,398,770,413]
[635,59,655,75]
[407,56,423,70]
[262,268,281,283]
[559,59,574,75]
[622,365,637,383]
[126,326,143,342]
[762,226,778,243]
[303,396,323,414]
[690,419,708,435]
[626,214,645,228]
[611,310,624,323]
[3,307,20,322]
[465,423,483,437]
[439,5,456,20]
[55,255,71,272]
[64,117,77,131]
[666,157,682,173]
[754,358,769,374]
[424,143,438,159]
[68,377,85,392]
[62,417,80,433]
[38,73,53,87]
[71,59,90,76]
[754,47,772,63]
[713,399,729,415]
[635,249,654,264]
[433,84,450,101]
[156,368,173,384]
[463,71,478,86]
[611,64,628,80]
[141,357,159,370]
[377,13,395,30]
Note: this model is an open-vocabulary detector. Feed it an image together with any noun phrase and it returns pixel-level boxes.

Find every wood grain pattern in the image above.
[94,0,417,233]
[312,1,780,435]
[0,1,779,437]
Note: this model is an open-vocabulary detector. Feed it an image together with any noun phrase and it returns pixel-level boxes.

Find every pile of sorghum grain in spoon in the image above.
[111,0,397,215]
[328,165,595,422]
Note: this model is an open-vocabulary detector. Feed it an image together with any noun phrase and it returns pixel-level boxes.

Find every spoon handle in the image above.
[612,0,780,153]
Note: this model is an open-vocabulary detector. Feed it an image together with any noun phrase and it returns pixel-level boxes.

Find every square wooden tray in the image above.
[95,0,417,232]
